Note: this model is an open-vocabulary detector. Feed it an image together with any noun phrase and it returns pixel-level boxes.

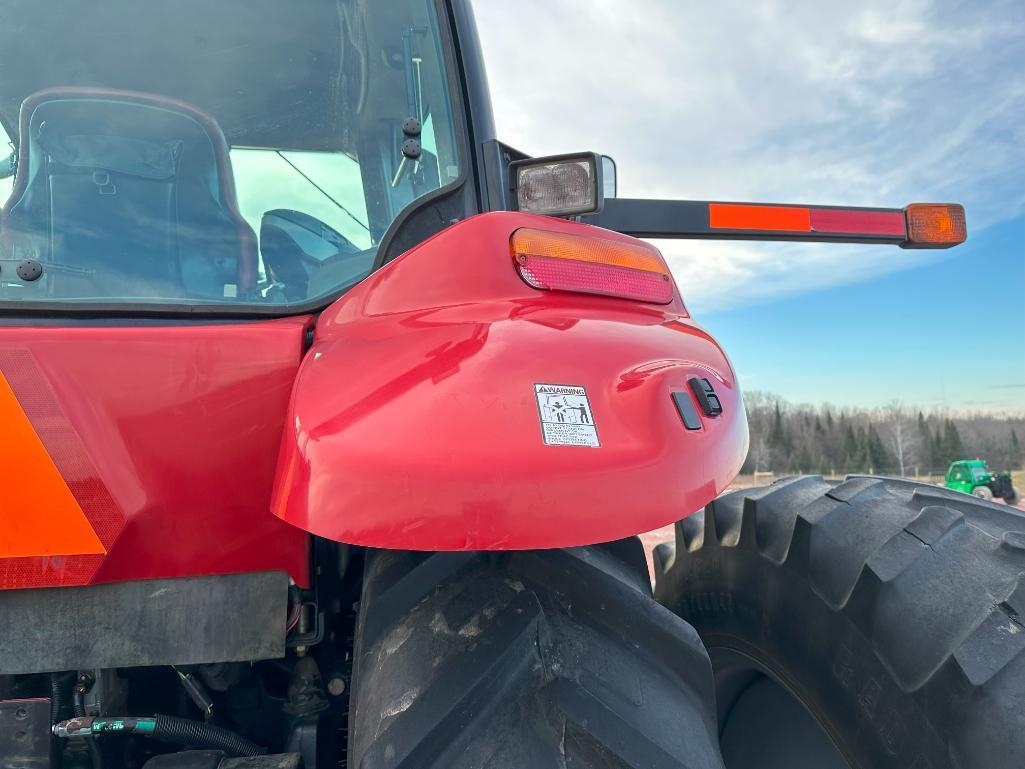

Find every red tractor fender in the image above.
[272,212,748,550]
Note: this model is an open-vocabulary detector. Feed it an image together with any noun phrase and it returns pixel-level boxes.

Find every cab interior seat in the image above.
[0,88,256,300]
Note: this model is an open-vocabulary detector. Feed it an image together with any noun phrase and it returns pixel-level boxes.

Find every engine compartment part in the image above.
[0,542,358,769]
[1,698,52,769]
[54,716,263,757]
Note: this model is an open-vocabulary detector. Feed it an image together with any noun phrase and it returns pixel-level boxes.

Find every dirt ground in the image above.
[640,473,1025,582]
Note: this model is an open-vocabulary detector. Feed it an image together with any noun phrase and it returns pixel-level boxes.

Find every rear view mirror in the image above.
[601,155,617,199]
[510,151,603,217]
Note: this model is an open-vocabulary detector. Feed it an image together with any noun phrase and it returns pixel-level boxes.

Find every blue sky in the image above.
[476,0,1025,412]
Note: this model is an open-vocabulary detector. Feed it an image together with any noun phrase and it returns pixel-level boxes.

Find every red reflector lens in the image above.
[510,228,674,304]
[517,254,673,304]
[904,204,967,246]
[810,208,906,236]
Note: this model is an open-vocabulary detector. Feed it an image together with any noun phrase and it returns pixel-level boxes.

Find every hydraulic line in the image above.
[54,715,265,757]
[49,672,74,721]
[72,687,104,769]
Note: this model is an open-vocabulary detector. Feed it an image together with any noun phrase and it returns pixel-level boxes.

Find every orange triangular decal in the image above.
[0,371,106,558]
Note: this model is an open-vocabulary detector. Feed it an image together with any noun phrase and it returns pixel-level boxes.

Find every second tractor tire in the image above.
[347,542,726,769]
[654,475,1025,769]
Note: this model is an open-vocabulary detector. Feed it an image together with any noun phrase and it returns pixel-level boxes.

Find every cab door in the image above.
[947,464,970,494]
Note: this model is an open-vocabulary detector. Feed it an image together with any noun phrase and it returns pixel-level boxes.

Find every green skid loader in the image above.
[946,459,1021,505]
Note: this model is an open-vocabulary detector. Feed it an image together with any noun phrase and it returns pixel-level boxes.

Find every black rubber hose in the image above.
[151,715,264,757]
[71,688,103,769]
[49,672,73,721]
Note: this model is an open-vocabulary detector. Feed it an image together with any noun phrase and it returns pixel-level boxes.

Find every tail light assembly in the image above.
[510,228,674,304]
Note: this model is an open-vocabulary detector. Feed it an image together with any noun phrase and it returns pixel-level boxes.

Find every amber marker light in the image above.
[903,204,967,248]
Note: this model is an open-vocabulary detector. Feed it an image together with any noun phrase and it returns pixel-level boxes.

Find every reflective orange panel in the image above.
[709,204,811,232]
[0,372,105,558]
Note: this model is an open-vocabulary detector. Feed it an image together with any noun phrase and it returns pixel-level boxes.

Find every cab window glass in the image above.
[0,121,12,201]
[0,0,461,309]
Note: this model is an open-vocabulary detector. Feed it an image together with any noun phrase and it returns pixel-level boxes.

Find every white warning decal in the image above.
[534,384,600,447]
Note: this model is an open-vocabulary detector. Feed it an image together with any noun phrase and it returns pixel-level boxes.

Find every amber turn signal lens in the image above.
[510,228,674,304]
[904,204,967,247]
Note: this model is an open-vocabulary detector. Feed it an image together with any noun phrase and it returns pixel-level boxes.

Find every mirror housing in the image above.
[601,155,617,199]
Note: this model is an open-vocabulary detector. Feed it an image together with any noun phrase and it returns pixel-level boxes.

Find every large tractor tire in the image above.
[654,475,1025,769]
[347,542,726,769]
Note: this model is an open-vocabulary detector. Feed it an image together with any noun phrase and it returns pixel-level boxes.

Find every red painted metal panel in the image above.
[0,319,311,589]
[272,212,749,550]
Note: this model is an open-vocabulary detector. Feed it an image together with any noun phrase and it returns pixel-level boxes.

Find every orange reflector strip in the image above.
[709,203,811,232]
[0,372,105,558]
[511,228,670,273]
[905,204,967,246]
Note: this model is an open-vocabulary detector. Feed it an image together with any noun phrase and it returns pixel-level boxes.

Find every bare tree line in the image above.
[742,391,1025,476]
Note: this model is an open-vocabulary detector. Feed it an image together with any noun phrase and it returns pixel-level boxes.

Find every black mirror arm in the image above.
[589,198,963,249]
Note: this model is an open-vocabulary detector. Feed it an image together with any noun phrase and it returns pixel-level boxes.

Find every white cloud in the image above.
[473,0,1025,313]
